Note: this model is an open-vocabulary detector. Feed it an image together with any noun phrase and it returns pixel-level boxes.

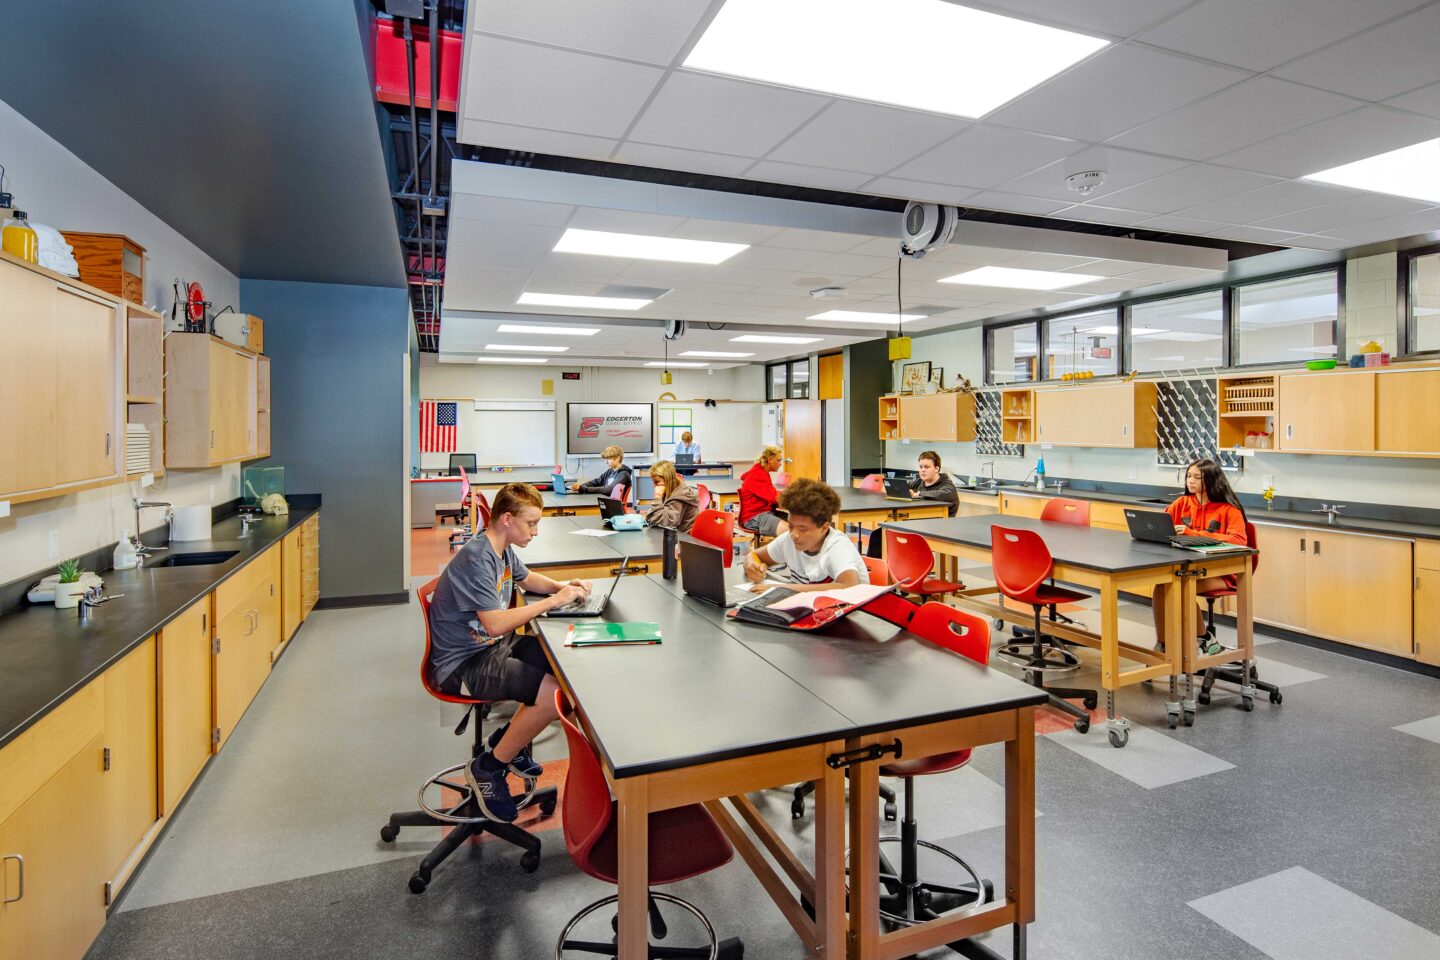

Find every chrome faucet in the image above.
[240,514,258,537]
[1312,503,1346,524]
[132,498,172,554]
[980,461,998,487]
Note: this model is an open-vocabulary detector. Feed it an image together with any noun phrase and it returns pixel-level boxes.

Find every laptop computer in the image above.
[543,557,629,617]
[674,453,695,466]
[551,473,569,495]
[597,496,628,522]
[679,539,773,609]
[1123,509,1228,550]
[882,477,913,502]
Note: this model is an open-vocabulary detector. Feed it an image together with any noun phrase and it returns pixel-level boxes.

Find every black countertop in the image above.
[0,502,320,750]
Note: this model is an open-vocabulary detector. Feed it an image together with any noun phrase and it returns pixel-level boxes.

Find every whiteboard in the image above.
[421,399,558,469]
[654,402,765,463]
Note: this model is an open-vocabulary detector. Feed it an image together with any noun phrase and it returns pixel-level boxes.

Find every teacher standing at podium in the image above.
[674,431,701,474]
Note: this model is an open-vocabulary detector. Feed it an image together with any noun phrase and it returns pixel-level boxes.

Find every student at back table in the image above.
[573,445,633,496]
[426,482,593,823]
[744,478,867,592]
[739,445,790,538]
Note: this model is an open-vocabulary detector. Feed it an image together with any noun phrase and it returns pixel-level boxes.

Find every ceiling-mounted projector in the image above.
[900,201,958,259]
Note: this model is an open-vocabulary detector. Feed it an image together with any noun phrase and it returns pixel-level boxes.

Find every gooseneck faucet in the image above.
[132,498,172,554]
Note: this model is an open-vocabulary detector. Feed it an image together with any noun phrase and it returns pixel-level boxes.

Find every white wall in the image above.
[0,96,244,584]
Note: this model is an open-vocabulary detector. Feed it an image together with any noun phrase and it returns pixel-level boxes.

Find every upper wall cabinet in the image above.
[165,335,260,468]
[1034,382,1157,448]
[0,254,124,502]
[1276,371,1375,454]
[896,393,977,442]
[1375,369,1440,456]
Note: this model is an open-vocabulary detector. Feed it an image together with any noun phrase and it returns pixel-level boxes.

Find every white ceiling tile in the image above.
[460,36,662,139]
[996,145,1190,202]
[973,0,1198,36]
[1062,277,1145,295]
[929,244,1021,265]
[860,177,981,205]
[848,237,911,257]
[765,100,966,174]
[1252,194,1435,234]
[1107,77,1361,161]
[985,44,1248,142]
[889,124,1080,189]
[449,195,576,226]
[1386,81,1440,120]
[528,259,629,283]
[457,119,618,161]
[1272,4,1440,100]
[1053,203,1155,226]
[1135,214,1231,234]
[1201,224,1304,245]
[612,142,756,178]
[470,0,711,66]
[1333,209,1440,243]
[724,245,831,271]
[1214,107,1440,177]
[767,228,871,252]
[1100,164,1281,213]
[628,72,829,156]
[745,160,875,192]
[1136,0,1430,72]
[1277,233,1357,251]
[672,220,785,245]
[565,208,689,234]
[1175,179,1357,223]
[965,191,1073,215]
[793,252,893,278]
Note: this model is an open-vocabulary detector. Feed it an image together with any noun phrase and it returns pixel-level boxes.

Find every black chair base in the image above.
[381,787,558,893]
[792,776,897,822]
[1198,599,1283,709]
[557,891,743,958]
[1003,606,1097,734]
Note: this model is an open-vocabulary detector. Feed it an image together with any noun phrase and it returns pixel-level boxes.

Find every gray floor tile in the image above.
[1043,724,1235,789]
[1394,713,1440,744]
[1188,866,1440,960]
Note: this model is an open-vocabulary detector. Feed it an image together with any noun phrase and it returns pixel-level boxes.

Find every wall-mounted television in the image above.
[565,402,655,456]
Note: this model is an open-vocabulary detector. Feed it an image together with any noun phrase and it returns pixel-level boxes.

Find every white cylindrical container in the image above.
[170,505,213,542]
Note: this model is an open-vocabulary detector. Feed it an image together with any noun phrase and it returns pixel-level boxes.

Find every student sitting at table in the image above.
[739,445,790,538]
[674,430,702,465]
[1152,458,1249,655]
[745,477,867,592]
[865,450,959,557]
[573,445,633,497]
[643,459,701,532]
[427,482,593,823]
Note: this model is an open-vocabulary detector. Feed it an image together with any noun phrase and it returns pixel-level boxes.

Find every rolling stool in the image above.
[1195,522,1282,711]
[379,577,557,893]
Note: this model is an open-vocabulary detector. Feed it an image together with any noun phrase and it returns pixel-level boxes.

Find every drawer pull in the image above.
[2,854,24,903]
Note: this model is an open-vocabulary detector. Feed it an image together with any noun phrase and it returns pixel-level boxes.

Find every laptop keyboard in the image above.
[1172,534,1223,547]
[556,594,605,614]
[727,586,763,606]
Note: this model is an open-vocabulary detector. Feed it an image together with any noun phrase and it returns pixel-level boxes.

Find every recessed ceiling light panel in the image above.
[644,361,710,368]
[553,228,748,264]
[809,310,928,324]
[485,343,569,353]
[518,292,651,310]
[684,0,1108,119]
[940,266,1103,290]
[731,334,825,344]
[1303,138,1440,204]
[496,323,601,336]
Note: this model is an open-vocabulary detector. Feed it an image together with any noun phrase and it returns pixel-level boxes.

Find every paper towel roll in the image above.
[170,505,213,541]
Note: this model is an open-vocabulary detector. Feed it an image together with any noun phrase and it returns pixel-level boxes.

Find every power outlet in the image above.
[209,483,216,502]
[48,531,60,559]
[1128,467,1137,480]
[1262,474,1274,489]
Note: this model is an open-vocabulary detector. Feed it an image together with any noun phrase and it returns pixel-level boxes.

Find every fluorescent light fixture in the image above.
[941,266,1103,290]
[1303,138,1440,204]
[809,310,928,324]
[1080,324,1119,335]
[731,334,825,344]
[644,361,709,368]
[1140,331,1219,342]
[496,323,601,336]
[680,350,754,358]
[684,0,1108,119]
[475,356,549,364]
[518,292,651,310]
[485,343,569,353]
[553,228,747,265]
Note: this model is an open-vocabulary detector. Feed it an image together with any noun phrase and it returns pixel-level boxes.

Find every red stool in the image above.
[379,577,558,892]
[695,482,712,511]
[883,529,965,599]
[690,509,737,567]
[554,690,743,959]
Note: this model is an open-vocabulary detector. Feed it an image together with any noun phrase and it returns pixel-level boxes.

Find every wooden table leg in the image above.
[1005,707,1036,959]
[1099,580,1120,694]
[614,777,649,960]
[846,738,881,958]
[1234,561,1254,660]
[813,743,847,957]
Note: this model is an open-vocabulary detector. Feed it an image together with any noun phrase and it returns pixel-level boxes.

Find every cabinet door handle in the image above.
[1122,423,1128,436]
[1299,538,1305,552]
[1286,424,1293,439]
[105,432,111,455]
[1313,539,1320,556]
[211,430,216,449]
[2,853,23,903]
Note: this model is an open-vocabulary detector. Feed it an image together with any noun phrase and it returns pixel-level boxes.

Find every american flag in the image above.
[421,400,457,453]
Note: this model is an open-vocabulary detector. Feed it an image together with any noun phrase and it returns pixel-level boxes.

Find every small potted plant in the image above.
[1262,485,1276,512]
[53,559,86,609]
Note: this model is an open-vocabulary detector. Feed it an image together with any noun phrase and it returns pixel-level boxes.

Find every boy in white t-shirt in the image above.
[744,478,867,590]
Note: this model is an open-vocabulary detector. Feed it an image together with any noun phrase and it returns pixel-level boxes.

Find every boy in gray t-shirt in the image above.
[427,483,591,823]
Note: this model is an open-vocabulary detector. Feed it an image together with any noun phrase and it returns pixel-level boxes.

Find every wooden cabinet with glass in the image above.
[877,396,900,440]
[1000,389,1033,443]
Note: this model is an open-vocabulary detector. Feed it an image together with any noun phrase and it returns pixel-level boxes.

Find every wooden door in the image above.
[281,529,302,644]
[208,342,251,462]
[52,286,117,485]
[100,637,158,884]
[999,493,1048,519]
[1417,568,1440,667]
[1034,389,1086,445]
[1251,523,1308,631]
[0,736,107,960]
[0,261,57,496]
[1277,372,1375,452]
[160,600,213,813]
[1375,369,1440,455]
[817,353,842,400]
[1305,530,1413,655]
[781,399,823,481]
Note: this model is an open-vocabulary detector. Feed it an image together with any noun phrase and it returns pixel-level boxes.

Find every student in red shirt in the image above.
[738,445,790,539]
[1152,458,1250,654]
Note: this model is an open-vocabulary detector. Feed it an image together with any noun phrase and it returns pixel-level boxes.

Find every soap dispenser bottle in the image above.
[113,531,139,570]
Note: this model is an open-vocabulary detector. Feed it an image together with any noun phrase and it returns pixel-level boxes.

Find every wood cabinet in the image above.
[1000,389,1033,444]
[1276,371,1375,453]
[99,638,158,898]
[877,397,899,441]
[1417,540,1440,667]
[0,259,59,496]
[896,393,976,442]
[213,547,280,750]
[57,231,145,305]
[301,514,321,616]
[998,492,1048,520]
[1375,369,1440,455]
[1251,523,1309,633]
[1034,382,1157,448]
[53,286,119,484]
[160,601,213,814]
[256,356,271,458]
[125,304,165,478]
[281,528,303,652]
[165,335,260,467]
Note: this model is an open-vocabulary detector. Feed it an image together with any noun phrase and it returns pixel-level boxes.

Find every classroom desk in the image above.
[706,482,951,527]
[881,515,1256,738]
[541,490,602,517]
[635,461,736,478]
[514,516,662,581]
[695,477,742,510]
[536,575,1044,960]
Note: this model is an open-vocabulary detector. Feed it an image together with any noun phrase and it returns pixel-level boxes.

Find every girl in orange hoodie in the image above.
[1152,458,1250,653]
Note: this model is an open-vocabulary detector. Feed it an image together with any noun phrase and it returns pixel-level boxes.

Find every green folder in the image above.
[564,621,663,647]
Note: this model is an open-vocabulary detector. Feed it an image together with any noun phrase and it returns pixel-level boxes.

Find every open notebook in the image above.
[729,582,895,629]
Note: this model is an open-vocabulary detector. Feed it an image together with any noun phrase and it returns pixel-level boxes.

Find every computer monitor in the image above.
[449,453,477,473]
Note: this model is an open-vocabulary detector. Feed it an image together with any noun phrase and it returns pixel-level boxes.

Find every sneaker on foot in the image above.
[1199,630,1223,656]
[465,752,519,823]
[487,725,543,779]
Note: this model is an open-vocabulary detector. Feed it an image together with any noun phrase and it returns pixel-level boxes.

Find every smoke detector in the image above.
[1065,171,1107,195]
[809,286,847,299]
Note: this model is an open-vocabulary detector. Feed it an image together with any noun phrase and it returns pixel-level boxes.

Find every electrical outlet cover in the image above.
[48,531,60,559]
[0,500,9,518]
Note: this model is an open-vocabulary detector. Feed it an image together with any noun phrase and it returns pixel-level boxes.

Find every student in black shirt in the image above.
[573,445,633,497]
[866,450,959,558]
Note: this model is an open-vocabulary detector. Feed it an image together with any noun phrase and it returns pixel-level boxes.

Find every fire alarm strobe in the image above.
[1065,171,1107,195]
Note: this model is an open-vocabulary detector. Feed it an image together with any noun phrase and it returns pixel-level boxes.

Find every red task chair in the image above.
[773,471,793,488]
[448,489,490,553]
[695,482,712,512]
[870,602,997,926]
[1040,497,1090,526]
[863,556,890,585]
[883,529,965,600]
[554,690,743,959]
[1196,522,1281,710]
[991,527,1097,734]
[858,474,886,493]
[690,509,737,568]
[379,578,558,893]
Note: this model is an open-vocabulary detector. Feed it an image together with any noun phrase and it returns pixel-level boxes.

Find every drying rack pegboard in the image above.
[974,390,1025,458]
[1155,375,1242,471]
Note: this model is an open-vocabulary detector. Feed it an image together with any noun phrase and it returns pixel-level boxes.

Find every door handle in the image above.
[105,432,111,455]
[1299,538,1305,552]
[1286,424,1293,439]
[1313,539,1320,555]
[2,853,24,903]
[784,458,793,464]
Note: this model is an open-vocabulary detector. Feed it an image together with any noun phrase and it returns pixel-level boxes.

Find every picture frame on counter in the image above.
[901,360,932,393]
[930,367,944,388]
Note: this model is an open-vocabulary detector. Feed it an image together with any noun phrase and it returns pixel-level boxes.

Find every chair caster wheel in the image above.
[1183,709,1195,727]
[379,823,398,843]
[884,802,897,822]
[1241,696,1255,712]
[1197,692,1211,706]
[408,874,428,894]
[982,879,995,903]
[791,799,806,820]
[520,850,541,873]
[1074,717,1090,734]
[1167,712,1179,729]
[1270,690,1283,705]
[1108,728,1129,748]
[540,798,558,817]
[993,619,1005,631]
[1083,694,1098,710]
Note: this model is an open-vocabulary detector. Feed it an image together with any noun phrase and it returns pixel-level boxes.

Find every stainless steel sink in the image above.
[151,550,239,567]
